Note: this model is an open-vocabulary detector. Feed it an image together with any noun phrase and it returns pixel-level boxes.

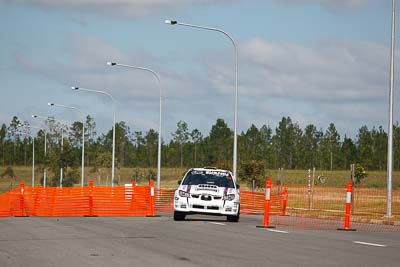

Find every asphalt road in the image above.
[0,214,399,267]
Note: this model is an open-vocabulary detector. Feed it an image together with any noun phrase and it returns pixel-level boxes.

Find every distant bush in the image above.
[238,160,265,190]
[62,169,80,187]
[354,164,368,185]
[0,166,16,178]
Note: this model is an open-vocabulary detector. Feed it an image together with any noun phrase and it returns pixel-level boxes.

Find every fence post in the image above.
[130,180,136,214]
[257,177,275,228]
[281,186,288,216]
[15,181,28,217]
[338,182,356,231]
[147,179,156,217]
[307,169,312,211]
[85,180,97,217]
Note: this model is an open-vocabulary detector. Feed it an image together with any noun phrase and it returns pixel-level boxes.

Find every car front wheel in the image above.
[173,211,186,221]
[227,207,240,222]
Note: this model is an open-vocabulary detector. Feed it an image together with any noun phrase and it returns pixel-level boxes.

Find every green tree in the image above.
[145,129,158,167]
[0,124,6,165]
[69,121,83,148]
[322,123,341,170]
[132,131,145,166]
[238,160,265,189]
[340,135,357,169]
[244,124,259,161]
[7,116,21,165]
[354,164,367,184]
[274,117,302,169]
[190,128,203,166]
[258,125,273,168]
[85,115,97,167]
[302,124,319,168]
[356,126,373,168]
[208,119,232,168]
[371,126,387,170]
[103,121,132,168]
[394,123,400,170]
[172,121,189,168]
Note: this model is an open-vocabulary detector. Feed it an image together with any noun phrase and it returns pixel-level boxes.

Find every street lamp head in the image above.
[71,86,79,90]
[164,20,177,25]
[107,62,117,66]
[48,103,54,106]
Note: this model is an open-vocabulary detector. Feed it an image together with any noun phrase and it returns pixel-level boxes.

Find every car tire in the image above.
[227,207,240,222]
[173,211,186,221]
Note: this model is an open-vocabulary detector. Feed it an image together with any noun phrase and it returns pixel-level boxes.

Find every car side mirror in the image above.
[178,180,182,185]
[236,183,240,189]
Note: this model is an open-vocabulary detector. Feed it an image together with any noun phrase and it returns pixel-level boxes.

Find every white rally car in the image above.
[173,167,240,222]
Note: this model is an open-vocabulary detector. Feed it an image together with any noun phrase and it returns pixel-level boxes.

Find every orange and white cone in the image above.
[338,182,356,231]
[257,177,275,229]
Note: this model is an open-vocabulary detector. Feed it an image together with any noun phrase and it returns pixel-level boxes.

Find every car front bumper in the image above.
[174,197,240,216]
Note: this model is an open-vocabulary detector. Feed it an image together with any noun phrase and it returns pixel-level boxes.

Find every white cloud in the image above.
[5,0,238,18]
[238,38,388,102]
[12,32,395,138]
[276,0,369,11]
[11,33,221,137]
[205,37,394,136]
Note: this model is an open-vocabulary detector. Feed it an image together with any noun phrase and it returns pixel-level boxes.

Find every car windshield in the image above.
[182,170,235,188]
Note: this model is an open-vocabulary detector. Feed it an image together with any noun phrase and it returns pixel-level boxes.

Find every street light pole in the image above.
[21,124,47,187]
[164,19,239,179]
[48,103,86,187]
[32,115,52,187]
[58,127,64,188]
[71,86,117,187]
[107,61,163,189]
[386,0,395,218]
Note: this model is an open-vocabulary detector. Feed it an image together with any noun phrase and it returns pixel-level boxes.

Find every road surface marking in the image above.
[353,241,387,247]
[267,229,289,234]
[209,222,226,226]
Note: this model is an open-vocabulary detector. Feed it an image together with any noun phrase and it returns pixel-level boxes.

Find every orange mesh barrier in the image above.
[272,184,400,232]
[240,189,283,215]
[155,188,285,215]
[0,189,15,217]
[0,183,285,217]
[155,189,175,212]
[1,180,155,217]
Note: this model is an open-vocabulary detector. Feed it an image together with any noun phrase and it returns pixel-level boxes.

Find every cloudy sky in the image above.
[0,0,398,140]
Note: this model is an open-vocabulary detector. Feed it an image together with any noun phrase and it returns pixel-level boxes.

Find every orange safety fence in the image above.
[271,184,400,232]
[0,180,155,217]
[154,187,286,215]
[0,181,286,217]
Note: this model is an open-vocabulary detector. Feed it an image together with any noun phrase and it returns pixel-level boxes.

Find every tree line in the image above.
[1,115,399,184]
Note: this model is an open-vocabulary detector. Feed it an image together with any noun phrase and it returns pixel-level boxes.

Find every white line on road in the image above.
[353,241,387,247]
[267,229,289,234]
[209,222,226,226]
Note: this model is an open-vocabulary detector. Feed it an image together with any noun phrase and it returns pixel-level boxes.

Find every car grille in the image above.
[196,184,218,192]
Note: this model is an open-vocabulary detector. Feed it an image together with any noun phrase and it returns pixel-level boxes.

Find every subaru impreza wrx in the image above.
[173,167,240,222]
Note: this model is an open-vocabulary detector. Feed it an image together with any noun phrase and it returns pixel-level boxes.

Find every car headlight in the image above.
[223,194,235,201]
[179,190,190,198]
